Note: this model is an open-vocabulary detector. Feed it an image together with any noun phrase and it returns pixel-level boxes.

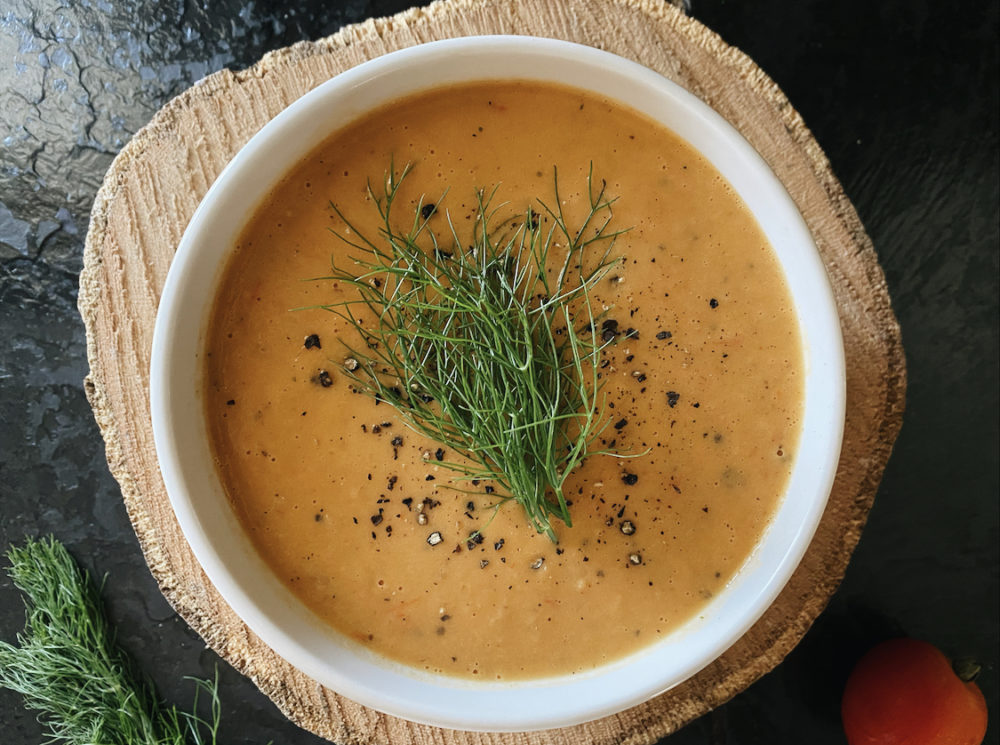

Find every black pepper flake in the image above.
[452,544,462,554]
[692,402,700,408]
[632,372,647,383]
[709,298,719,308]
[666,391,680,408]
[494,538,505,551]
[317,370,333,388]
[402,498,413,509]
[466,501,475,511]
[624,328,639,339]
[425,474,435,481]
[601,319,619,342]
[314,514,322,522]
[702,506,710,513]
[387,475,397,491]
[226,399,235,406]
[421,203,437,220]
[480,559,490,569]
[370,514,383,526]
[622,473,638,486]
[466,533,484,550]
[484,485,495,494]
[435,447,445,461]
[527,208,539,230]
[655,330,671,340]
[391,435,403,447]
[614,418,628,430]
[304,334,321,349]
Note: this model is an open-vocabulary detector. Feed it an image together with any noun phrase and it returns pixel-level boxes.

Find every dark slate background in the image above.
[1,1,996,742]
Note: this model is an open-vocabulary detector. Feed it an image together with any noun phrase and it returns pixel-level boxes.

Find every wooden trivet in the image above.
[79,0,906,742]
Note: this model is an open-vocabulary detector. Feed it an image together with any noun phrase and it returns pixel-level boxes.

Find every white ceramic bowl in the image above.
[151,36,845,732]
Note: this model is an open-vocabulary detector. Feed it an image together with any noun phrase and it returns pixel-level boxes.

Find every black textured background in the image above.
[1,1,997,743]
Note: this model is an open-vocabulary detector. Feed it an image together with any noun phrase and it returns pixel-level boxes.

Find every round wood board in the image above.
[79,0,906,742]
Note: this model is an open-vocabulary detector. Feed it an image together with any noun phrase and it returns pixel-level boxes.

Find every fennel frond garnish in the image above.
[319,166,626,541]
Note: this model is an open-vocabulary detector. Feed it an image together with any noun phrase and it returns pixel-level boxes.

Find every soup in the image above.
[202,81,802,680]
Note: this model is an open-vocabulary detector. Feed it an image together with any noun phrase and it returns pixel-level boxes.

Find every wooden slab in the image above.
[78,0,906,741]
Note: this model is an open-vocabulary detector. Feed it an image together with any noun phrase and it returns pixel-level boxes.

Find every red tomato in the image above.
[842,638,988,745]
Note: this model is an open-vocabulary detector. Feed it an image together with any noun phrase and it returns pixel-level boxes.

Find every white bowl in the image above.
[151,36,845,732]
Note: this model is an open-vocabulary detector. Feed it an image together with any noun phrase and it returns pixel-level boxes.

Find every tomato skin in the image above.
[842,638,988,745]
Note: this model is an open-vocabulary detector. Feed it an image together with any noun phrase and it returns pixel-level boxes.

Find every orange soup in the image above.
[202,81,803,680]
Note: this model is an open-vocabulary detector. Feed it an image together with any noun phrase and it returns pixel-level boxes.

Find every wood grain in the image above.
[78,0,906,741]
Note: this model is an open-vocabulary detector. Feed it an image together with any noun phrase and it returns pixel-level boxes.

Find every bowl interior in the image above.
[150,36,845,732]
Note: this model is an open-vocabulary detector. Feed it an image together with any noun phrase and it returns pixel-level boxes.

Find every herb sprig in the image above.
[318,166,625,540]
[0,536,221,745]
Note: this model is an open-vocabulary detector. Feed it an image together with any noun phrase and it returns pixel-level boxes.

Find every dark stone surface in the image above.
[0,1,996,742]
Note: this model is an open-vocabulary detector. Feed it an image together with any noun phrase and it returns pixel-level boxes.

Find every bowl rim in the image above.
[150,35,845,731]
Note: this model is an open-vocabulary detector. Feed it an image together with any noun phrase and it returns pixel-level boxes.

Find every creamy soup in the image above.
[202,81,802,680]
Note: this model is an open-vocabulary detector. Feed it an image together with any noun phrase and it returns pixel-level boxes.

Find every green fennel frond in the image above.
[316,165,627,541]
[0,536,221,745]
